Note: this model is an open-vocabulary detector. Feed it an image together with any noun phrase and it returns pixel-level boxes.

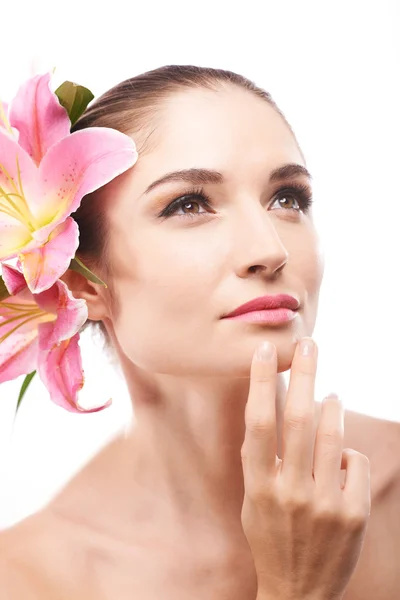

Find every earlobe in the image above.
[60,269,109,322]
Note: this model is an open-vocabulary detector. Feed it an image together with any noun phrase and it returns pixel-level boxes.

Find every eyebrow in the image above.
[144,163,312,194]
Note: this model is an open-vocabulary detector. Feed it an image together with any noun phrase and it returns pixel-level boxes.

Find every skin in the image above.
[1,84,400,599]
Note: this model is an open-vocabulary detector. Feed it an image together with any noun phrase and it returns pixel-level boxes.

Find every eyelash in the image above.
[158,183,314,219]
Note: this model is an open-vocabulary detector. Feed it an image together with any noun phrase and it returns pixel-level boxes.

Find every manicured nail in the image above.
[256,341,275,361]
[300,338,315,357]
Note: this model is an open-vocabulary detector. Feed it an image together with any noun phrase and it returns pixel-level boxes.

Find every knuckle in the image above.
[284,410,314,431]
[279,489,310,513]
[314,500,341,523]
[245,480,273,504]
[245,416,275,437]
[318,427,343,446]
[344,509,369,531]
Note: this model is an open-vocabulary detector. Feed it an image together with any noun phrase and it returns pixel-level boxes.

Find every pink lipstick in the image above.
[222,294,299,325]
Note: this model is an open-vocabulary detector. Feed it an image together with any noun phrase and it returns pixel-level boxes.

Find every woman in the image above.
[0,65,398,599]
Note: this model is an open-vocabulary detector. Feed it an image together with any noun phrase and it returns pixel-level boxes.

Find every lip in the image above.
[222,294,300,319]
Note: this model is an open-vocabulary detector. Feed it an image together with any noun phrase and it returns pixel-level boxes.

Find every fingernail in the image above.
[323,392,341,403]
[323,393,344,426]
[256,341,275,361]
[322,393,342,408]
[300,338,315,357]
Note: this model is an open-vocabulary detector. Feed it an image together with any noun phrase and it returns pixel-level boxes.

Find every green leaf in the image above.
[69,256,107,287]
[0,275,11,301]
[15,371,37,415]
[54,81,94,126]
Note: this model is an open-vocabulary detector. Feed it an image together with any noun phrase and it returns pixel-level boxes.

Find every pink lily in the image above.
[0,101,18,139]
[0,101,10,131]
[0,263,111,413]
[0,72,137,294]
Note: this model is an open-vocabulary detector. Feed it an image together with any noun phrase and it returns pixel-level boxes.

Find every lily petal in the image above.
[36,277,88,346]
[0,286,45,383]
[9,72,71,167]
[19,217,79,294]
[37,331,112,413]
[1,263,27,295]
[0,130,42,260]
[0,333,38,383]
[36,127,137,229]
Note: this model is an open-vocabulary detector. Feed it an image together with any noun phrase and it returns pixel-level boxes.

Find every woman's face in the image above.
[100,85,324,376]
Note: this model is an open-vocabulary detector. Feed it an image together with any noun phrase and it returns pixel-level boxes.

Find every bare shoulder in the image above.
[341,412,400,599]
[311,403,400,599]
[313,400,400,507]
[343,409,400,478]
[0,510,87,599]
[0,514,49,598]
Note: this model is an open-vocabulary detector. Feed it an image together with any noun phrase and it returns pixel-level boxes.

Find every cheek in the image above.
[108,229,224,368]
[289,227,324,328]
[299,245,324,293]
[284,221,324,288]
[119,225,225,296]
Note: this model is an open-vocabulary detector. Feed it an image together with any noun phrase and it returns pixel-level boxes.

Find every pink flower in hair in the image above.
[0,101,10,132]
[0,72,137,294]
[0,101,19,139]
[0,263,111,413]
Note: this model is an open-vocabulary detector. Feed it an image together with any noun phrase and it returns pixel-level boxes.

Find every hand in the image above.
[241,338,371,600]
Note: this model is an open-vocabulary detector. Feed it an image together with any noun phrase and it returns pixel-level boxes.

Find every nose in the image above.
[233,207,288,279]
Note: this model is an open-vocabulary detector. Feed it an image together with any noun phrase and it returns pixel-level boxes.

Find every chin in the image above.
[233,327,302,373]
[121,324,306,378]
[190,337,299,379]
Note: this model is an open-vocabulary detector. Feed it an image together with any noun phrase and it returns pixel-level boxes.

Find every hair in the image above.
[70,64,296,341]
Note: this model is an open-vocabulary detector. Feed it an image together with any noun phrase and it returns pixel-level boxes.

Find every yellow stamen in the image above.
[0,159,37,231]
[0,302,41,310]
[0,101,13,135]
[15,156,28,210]
[0,309,43,329]
[0,310,52,345]
[1,307,42,316]
[0,315,40,344]
[0,203,21,221]
[0,187,29,221]
[0,160,21,196]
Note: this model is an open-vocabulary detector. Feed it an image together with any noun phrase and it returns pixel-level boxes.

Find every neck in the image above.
[49,366,287,549]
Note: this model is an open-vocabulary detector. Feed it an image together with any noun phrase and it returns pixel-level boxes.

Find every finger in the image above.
[313,394,344,491]
[275,374,287,459]
[341,449,371,515]
[281,338,317,482]
[242,341,278,479]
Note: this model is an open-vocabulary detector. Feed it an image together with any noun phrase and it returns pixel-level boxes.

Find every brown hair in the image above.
[70,64,295,340]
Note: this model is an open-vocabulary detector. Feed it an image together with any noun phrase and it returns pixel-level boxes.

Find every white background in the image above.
[0,0,399,527]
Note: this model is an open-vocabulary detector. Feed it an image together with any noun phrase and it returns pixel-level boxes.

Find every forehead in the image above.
[148,85,303,171]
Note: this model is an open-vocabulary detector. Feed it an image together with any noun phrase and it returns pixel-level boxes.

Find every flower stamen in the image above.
[0,157,37,230]
[0,310,51,344]
[0,302,41,311]
[0,101,13,134]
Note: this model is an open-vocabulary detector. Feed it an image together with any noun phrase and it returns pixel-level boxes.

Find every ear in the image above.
[61,268,110,322]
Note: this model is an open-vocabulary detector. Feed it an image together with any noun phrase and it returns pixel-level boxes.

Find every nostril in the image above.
[248,265,267,274]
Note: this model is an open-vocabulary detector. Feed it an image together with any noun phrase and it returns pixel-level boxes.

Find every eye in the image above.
[176,198,205,214]
[270,184,313,214]
[159,189,214,219]
[272,193,300,210]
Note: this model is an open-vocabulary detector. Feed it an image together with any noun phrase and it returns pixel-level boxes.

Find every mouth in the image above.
[221,294,300,325]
